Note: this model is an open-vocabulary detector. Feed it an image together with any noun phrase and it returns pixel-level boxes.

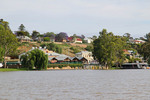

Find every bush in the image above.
[47,64,83,68]
[20,49,48,70]
[37,41,41,43]
[85,45,93,51]
[70,47,80,53]
[46,43,62,54]
[44,37,50,41]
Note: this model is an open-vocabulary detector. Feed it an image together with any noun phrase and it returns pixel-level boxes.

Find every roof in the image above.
[48,53,70,61]
[76,38,82,41]
[48,57,58,61]
[47,52,60,56]
[49,56,88,62]
[17,36,32,40]
[84,37,93,40]
[55,56,69,61]
[70,57,79,60]
[76,57,88,61]
[68,37,73,41]
[134,40,145,43]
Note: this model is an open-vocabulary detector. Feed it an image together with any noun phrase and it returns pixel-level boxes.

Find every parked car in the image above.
[0,63,3,67]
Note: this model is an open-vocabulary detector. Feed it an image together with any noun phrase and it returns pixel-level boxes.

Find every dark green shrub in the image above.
[44,37,50,41]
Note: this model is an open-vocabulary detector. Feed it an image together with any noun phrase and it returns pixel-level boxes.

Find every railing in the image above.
[49,62,82,64]
[3,62,20,65]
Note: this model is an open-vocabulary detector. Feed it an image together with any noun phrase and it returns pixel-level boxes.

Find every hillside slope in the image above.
[17,42,92,57]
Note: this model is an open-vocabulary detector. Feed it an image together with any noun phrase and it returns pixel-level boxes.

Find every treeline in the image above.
[137,33,150,64]
[92,29,150,68]
[15,24,87,42]
[1,19,150,69]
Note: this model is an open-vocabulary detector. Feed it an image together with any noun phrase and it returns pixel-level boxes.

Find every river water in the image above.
[0,70,150,100]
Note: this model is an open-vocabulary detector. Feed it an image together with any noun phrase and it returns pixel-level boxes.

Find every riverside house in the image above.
[76,51,94,63]
[19,47,88,65]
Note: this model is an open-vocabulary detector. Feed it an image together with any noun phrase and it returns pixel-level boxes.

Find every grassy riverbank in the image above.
[0,67,121,72]
[109,67,121,70]
[0,68,27,72]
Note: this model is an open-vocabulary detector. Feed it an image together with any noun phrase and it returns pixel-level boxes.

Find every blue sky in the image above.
[1,0,150,38]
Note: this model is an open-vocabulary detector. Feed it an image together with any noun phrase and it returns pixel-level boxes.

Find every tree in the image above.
[136,33,150,64]
[15,31,30,36]
[113,36,126,67]
[16,24,30,37]
[0,47,4,62]
[123,33,131,39]
[92,35,97,40]
[72,34,77,38]
[144,32,150,42]
[81,35,85,39]
[93,29,126,69]
[55,32,68,42]
[44,32,55,37]
[19,24,25,31]
[138,33,150,64]
[44,32,56,42]
[20,49,48,70]
[32,30,40,40]
[0,20,18,68]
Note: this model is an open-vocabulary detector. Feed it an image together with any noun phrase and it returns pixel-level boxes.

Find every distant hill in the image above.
[16,42,92,57]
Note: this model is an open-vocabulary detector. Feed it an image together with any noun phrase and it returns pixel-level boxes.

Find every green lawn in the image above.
[109,67,121,70]
[0,68,27,72]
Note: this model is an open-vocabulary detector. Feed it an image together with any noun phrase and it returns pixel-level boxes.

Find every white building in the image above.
[76,51,94,63]
[129,39,145,44]
[84,37,93,43]
[17,36,33,42]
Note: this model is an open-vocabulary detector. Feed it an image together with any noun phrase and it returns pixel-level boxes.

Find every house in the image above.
[19,47,88,64]
[49,56,88,64]
[77,57,88,64]
[33,37,44,41]
[49,58,58,63]
[74,38,82,43]
[76,51,94,63]
[17,36,33,42]
[84,37,93,43]
[123,49,143,63]
[49,54,70,63]
[68,37,73,42]
[67,37,82,43]
[133,40,145,44]
[129,39,145,44]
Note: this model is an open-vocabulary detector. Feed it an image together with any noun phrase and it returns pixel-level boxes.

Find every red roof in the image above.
[123,49,128,52]
[77,38,82,41]
[68,37,73,41]
[134,40,142,42]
